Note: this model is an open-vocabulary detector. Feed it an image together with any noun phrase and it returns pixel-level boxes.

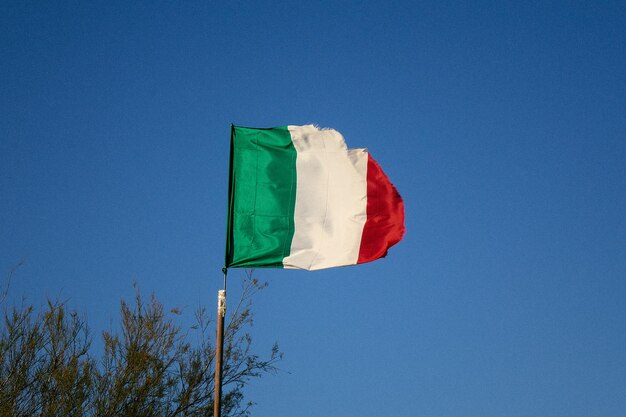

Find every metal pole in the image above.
[214,271,227,417]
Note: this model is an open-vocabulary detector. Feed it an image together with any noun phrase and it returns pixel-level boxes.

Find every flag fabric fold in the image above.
[225,124,404,271]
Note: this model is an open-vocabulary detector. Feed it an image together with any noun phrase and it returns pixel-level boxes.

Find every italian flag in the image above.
[225,125,404,271]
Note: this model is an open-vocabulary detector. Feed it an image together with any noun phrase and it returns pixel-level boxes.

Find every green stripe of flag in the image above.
[225,126,297,268]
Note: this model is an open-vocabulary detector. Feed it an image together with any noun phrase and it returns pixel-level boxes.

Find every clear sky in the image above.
[1,1,625,416]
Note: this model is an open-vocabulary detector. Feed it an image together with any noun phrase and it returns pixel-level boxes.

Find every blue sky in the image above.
[1,1,625,416]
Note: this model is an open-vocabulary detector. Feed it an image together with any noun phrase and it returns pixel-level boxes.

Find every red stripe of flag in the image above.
[357,154,405,264]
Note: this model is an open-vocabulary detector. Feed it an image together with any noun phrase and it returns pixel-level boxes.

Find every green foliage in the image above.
[0,270,281,417]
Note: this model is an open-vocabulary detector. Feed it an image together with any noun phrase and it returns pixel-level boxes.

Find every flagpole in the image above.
[214,268,227,417]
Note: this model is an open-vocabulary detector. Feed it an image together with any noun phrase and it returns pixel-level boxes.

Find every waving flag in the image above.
[225,125,404,270]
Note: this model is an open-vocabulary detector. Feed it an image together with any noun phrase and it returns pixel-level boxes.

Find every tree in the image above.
[0,269,281,417]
